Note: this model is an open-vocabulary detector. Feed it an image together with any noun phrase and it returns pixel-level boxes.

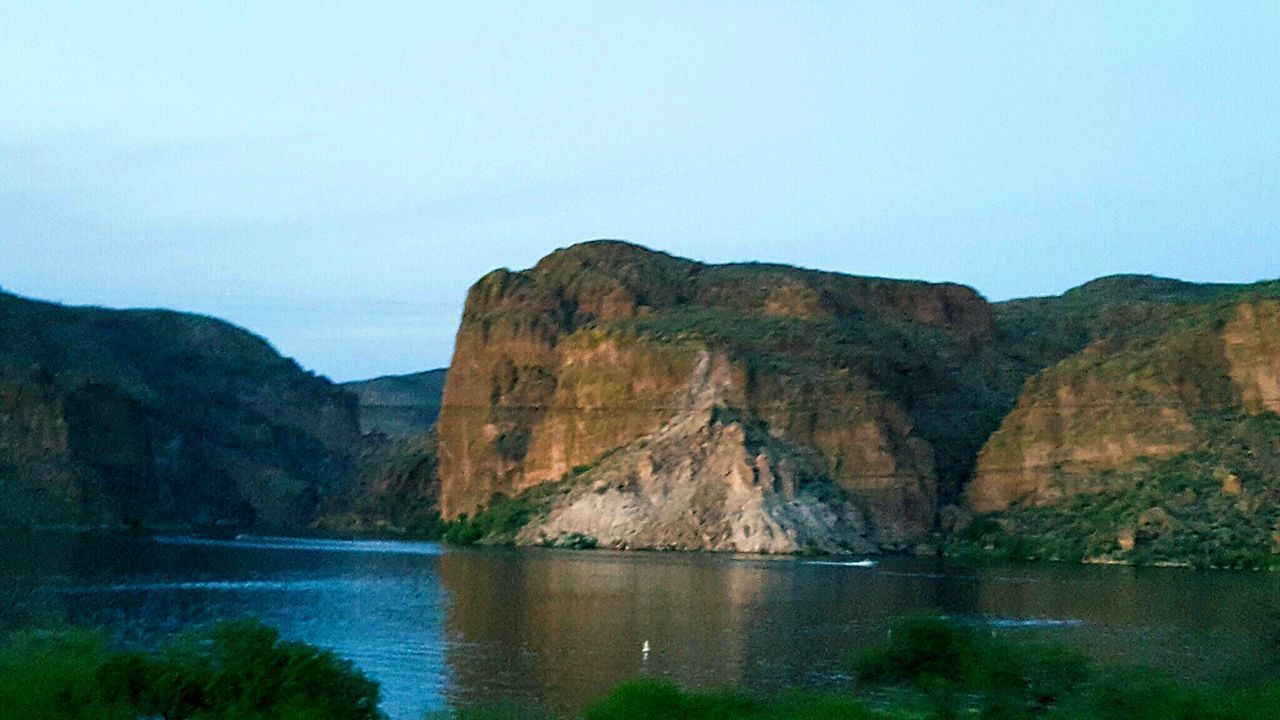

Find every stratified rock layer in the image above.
[516,351,874,553]
[971,290,1280,513]
[437,241,1024,549]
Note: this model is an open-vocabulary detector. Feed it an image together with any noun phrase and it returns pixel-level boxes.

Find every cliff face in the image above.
[436,241,1024,548]
[0,291,360,528]
[515,350,875,553]
[963,281,1280,566]
[972,287,1279,512]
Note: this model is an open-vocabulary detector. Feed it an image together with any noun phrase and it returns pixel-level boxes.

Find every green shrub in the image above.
[0,628,134,720]
[441,485,573,546]
[1046,666,1280,720]
[0,619,383,720]
[443,514,487,546]
[851,613,1091,719]
[558,532,598,550]
[586,681,755,720]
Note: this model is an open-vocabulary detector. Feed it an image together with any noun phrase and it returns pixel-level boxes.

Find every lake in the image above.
[1,532,1277,720]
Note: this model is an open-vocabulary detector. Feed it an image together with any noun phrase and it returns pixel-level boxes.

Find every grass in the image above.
[581,681,889,720]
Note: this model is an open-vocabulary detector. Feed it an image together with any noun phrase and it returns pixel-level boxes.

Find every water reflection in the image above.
[439,550,780,710]
[2,533,1279,720]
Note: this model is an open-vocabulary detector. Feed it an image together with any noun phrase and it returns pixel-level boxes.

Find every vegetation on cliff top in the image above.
[993,275,1280,369]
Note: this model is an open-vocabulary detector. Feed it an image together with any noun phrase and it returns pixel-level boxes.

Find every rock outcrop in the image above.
[971,288,1280,513]
[515,350,874,553]
[0,290,360,529]
[436,241,1026,549]
[961,279,1280,567]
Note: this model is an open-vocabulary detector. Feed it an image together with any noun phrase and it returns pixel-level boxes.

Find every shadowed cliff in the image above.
[0,290,360,529]
[342,369,447,439]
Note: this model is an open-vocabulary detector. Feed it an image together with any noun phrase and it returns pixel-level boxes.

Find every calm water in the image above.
[2,532,1278,719]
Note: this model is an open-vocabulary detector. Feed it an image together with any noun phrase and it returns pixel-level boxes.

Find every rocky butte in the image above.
[435,240,1030,553]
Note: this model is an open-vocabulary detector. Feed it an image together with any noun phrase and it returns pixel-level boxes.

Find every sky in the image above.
[2,2,1278,381]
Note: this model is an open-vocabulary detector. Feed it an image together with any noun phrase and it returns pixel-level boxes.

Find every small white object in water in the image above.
[642,640,651,656]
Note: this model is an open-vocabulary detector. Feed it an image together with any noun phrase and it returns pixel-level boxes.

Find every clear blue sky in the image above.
[2,2,1277,380]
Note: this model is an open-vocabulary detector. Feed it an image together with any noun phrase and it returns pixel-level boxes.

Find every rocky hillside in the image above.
[317,430,442,537]
[0,290,360,529]
[962,278,1280,567]
[342,369,446,438]
[436,241,1029,551]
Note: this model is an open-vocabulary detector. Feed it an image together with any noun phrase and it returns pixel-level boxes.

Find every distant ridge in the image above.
[0,289,360,529]
[341,369,447,438]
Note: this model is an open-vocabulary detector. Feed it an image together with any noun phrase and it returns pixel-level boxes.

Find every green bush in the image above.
[443,513,487,546]
[1049,666,1280,720]
[441,484,574,546]
[850,613,1091,719]
[0,628,135,720]
[0,619,382,720]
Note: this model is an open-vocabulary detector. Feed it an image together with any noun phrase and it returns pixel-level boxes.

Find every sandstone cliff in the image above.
[436,241,1027,549]
[963,279,1280,567]
[514,350,874,553]
[0,290,361,529]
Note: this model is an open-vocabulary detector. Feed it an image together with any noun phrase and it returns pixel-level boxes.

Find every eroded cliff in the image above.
[963,281,1280,566]
[436,241,1027,549]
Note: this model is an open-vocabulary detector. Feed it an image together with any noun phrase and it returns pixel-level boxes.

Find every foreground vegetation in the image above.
[9,613,1280,719]
[0,619,381,720]
[440,613,1280,720]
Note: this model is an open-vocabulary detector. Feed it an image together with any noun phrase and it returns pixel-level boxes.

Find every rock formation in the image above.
[963,278,1280,566]
[0,290,360,529]
[971,285,1280,512]
[436,241,1027,549]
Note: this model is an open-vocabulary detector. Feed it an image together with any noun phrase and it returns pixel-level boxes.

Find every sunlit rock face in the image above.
[436,240,1020,550]
[970,295,1280,514]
